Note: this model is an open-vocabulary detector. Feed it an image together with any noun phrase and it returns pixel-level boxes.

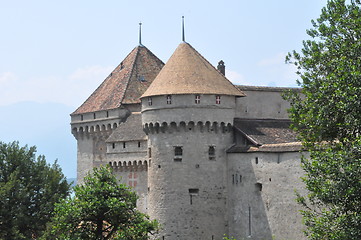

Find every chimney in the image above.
[217,60,225,76]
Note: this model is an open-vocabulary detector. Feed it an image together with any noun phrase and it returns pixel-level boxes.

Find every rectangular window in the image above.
[166,95,172,104]
[148,148,152,158]
[174,146,183,161]
[216,95,221,104]
[148,97,152,106]
[189,188,199,205]
[195,95,200,104]
[138,141,141,148]
[123,142,126,148]
[208,146,215,160]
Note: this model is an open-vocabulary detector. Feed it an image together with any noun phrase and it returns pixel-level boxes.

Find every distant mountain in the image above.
[0,101,77,178]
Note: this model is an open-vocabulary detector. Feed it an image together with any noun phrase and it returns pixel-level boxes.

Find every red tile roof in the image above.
[72,45,164,115]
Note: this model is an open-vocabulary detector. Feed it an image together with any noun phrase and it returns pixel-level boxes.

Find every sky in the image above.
[0,0,328,178]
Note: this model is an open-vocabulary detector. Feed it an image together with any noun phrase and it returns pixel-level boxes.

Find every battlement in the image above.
[144,121,232,134]
[108,160,149,171]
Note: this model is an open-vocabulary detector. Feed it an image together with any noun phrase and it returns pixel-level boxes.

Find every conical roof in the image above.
[141,42,245,98]
[72,45,164,115]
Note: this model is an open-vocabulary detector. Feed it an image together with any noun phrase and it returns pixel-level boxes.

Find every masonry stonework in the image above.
[71,41,306,240]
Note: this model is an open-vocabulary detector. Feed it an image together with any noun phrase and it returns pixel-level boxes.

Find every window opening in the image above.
[189,188,199,205]
[112,143,115,149]
[208,146,215,160]
[80,115,83,121]
[166,95,172,104]
[106,111,109,117]
[123,142,126,148]
[174,146,183,161]
[255,157,259,164]
[148,148,152,158]
[93,113,96,119]
[256,183,262,191]
[195,95,200,104]
[216,95,221,104]
[138,141,141,148]
[148,97,152,106]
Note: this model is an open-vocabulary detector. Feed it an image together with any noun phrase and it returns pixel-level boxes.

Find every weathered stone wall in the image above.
[146,123,232,240]
[227,151,308,240]
[142,94,236,125]
[107,139,149,213]
[236,88,293,119]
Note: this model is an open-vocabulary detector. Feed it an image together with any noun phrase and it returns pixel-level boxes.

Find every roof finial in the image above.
[182,16,185,42]
[139,22,143,46]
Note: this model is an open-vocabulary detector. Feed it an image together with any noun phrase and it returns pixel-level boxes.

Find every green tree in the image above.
[44,166,158,240]
[285,0,361,239]
[0,141,71,239]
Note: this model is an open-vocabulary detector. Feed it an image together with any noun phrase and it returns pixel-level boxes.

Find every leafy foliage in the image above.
[44,166,158,240]
[0,141,71,240]
[285,0,361,239]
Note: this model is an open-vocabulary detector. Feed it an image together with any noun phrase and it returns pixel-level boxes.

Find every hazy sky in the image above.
[0,0,328,178]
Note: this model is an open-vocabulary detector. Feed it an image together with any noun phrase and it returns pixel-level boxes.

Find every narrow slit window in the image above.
[216,95,221,104]
[148,97,152,106]
[195,95,200,104]
[208,146,216,160]
[148,148,152,158]
[112,143,115,149]
[174,146,183,161]
[138,141,141,148]
[166,95,172,104]
[123,142,126,149]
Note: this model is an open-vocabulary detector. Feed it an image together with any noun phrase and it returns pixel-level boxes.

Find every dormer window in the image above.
[195,95,200,104]
[216,95,221,104]
[166,95,172,104]
[148,97,152,106]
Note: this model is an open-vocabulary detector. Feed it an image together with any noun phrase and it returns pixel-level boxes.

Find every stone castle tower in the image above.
[71,38,306,240]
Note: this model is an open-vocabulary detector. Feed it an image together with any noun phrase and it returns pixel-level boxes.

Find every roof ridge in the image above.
[186,43,243,95]
[119,46,141,104]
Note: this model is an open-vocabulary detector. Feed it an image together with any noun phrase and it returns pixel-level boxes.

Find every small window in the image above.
[216,95,221,104]
[208,146,215,160]
[138,141,141,148]
[255,157,259,164]
[189,188,199,205]
[80,115,83,121]
[148,97,152,106]
[148,148,152,158]
[195,95,200,104]
[112,143,115,149]
[93,113,96,119]
[123,142,126,149]
[174,146,183,161]
[166,95,172,104]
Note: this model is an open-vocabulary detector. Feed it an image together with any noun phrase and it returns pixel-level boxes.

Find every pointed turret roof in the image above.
[72,45,164,115]
[141,42,245,98]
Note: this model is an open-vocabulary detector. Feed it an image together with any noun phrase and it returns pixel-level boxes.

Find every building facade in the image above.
[71,41,306,240]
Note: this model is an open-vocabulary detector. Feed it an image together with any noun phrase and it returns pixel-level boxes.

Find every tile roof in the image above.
[72,45,164,115]
[228,118,301,153]
[234,118,298,145]
[141,42,245,98]
[106,113,146,142]
[236,85,302,92]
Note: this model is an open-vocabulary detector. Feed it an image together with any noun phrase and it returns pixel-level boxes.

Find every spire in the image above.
[182,16,185,42]
[139,22,143,46]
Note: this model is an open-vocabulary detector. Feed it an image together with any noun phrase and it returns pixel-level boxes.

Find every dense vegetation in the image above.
[0,141,71,239]
[285,0,361,239]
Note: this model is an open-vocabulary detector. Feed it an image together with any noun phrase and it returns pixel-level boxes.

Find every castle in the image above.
[70,35,307,240]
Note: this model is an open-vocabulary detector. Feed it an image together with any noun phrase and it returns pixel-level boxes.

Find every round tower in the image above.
[141,42,245,240]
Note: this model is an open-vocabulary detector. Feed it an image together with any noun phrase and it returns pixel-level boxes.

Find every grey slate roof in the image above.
[106,113,146,142]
